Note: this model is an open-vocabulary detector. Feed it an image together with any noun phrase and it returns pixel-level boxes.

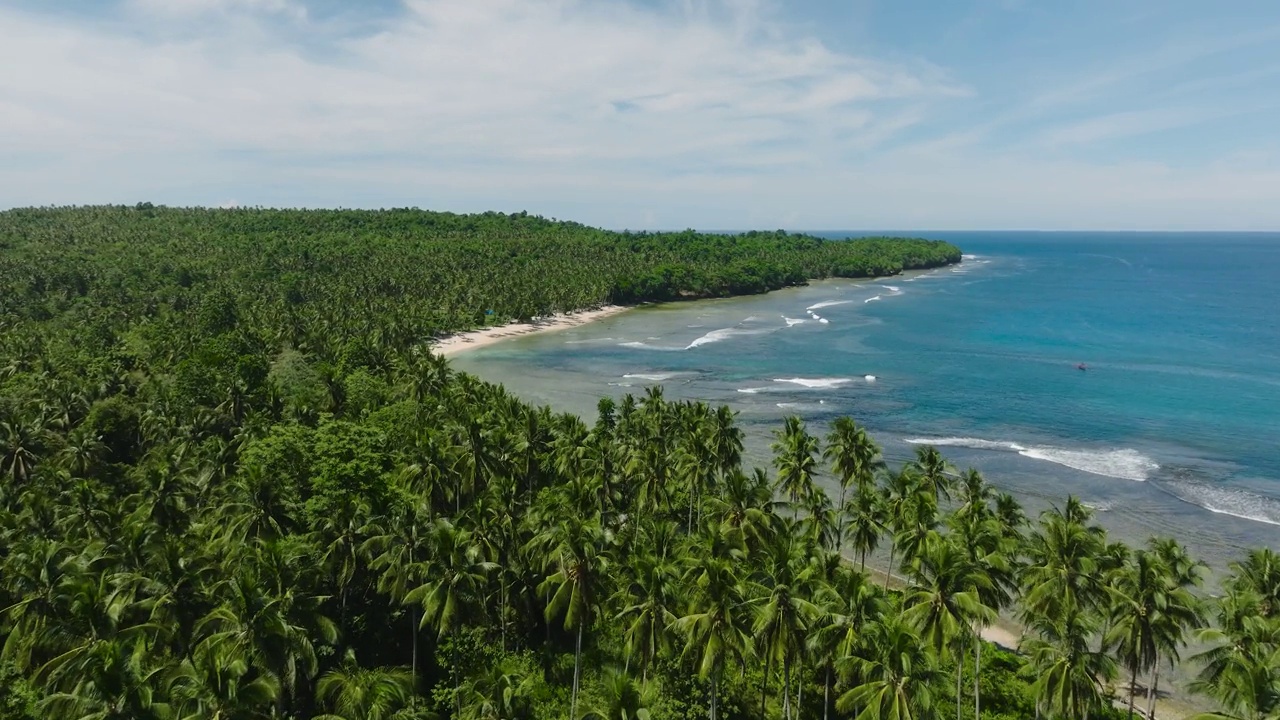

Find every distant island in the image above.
[1,206,1273,720]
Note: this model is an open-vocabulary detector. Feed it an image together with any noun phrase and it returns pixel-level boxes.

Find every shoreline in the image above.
[431,263,960,359]
[431,305,631,357]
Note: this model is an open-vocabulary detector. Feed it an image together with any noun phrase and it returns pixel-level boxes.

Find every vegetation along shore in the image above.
[0,206,1275,720]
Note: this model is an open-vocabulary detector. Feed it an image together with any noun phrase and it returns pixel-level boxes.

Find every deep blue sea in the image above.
[455,232,1280,569]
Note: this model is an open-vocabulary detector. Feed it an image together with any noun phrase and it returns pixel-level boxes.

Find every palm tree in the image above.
[881,465,920,589]
[1020,497,1107,622]
[947,507,1015,720]
[837,613,941,720]
[1023,609,1118,720]
[1189,572,1280,720]
[1227,549,1280,617]
[195,570,336,716]
[843,486,887,573]
[708,468,781,555]
[581,667,660,720]
[910,445,954,503]
[772,416,819,520]
[675,553,752,720]
[1143,538,1206,719]
[455,658,536,720]
[530,515,610,720]
[404,518,495,714]
[313,660,414,720]
[902,533,996,720]
[612,547,680,683]
[751,527,821,720]
[824,418,883,547]
[808,567,887,720]
[1106,549,1165,720]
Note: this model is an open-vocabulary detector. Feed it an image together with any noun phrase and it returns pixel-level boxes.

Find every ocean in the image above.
[453,232,1280,573]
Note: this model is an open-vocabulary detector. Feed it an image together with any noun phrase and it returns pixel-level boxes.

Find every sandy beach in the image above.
[431,305,630,357]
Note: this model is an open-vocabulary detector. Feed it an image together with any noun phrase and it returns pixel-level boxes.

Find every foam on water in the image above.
[687,327,752,349]
[819,318,830,324]
[773,377,853,389]
[736,387,770,394]
[784,316,807,326]
[806,300,853,310]
[623,373,675,381]
[618,341,685,351]
[1020,447,1158,482]
[1167,482,1280,526]
[904,436,1159,482]
[880,285,901,294]
[865,296,881,303]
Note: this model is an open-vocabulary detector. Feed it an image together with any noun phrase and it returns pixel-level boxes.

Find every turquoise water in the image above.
[454,233,1280,568]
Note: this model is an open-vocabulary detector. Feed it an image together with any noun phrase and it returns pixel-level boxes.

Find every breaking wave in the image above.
[806,300,853,310]
[622,373,675,382]
[904,436,1159,482]
[773,377,854,389]
[864,296,881,303]
[1167,482,1280,526]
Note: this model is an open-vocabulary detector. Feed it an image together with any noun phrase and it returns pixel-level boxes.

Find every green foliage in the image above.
[0,662,39,720]
[0,205,1266,720]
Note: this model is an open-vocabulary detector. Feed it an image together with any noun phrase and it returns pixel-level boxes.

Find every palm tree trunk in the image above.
[884,543,895,589]
[761,652,773,718]
[500,577,507,651]
[572,623,584,720]
[836,485,848,550]
[974,631,982,719]
[409,538,419,707]
[1128,665,1138,720]
[824,665,831,720]
[860,548,866,573]
[956,649,963,720]
[710,666,719,720]
[1146,663,1159,720]
[797,671,803,720]
[783,657,792,720]
[410,606,418,708]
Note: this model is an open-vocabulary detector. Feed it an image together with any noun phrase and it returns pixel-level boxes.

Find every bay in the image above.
[453,232,1280,573]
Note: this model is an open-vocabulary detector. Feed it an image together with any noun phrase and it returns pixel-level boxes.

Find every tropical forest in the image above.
[0,206,1276,720]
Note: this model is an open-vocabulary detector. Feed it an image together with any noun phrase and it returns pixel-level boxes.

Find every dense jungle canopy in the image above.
[0,206,1275,720]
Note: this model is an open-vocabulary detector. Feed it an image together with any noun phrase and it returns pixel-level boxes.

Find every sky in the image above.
[2,0,1279,230]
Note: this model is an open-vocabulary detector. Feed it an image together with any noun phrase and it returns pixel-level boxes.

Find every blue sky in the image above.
[1,0,1278,229]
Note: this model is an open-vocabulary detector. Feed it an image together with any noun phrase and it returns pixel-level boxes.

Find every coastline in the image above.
[431,305,631,357]
[432,261,961,359]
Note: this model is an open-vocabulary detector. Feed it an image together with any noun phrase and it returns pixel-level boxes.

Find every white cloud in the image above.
[0,1,951,162]
[0,1,1277,229]
[126,0,307,20]
[1038,108,1220,147]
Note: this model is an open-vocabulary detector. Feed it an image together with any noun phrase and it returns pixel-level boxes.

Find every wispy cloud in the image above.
[1038,108,1223,147]
[0,0,1277,229]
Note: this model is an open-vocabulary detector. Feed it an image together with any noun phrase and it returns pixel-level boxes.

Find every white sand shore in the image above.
[431,305,630,357]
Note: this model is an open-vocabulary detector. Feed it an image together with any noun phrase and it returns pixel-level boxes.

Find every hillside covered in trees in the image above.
[0,207,1275,720]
